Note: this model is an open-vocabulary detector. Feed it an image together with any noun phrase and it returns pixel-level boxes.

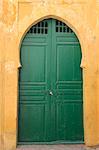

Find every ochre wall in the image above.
[0,0,99,150]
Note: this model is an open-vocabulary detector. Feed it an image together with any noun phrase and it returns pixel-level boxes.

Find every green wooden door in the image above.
[18,19,84,144]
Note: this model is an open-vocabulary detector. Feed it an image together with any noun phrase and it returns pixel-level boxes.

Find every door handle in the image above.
[49,91,53,96]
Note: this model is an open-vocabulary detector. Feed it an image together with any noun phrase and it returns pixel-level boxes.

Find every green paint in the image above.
[18,19,84,144]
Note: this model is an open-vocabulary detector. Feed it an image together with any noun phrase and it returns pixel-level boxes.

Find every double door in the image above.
[18,19,84,143]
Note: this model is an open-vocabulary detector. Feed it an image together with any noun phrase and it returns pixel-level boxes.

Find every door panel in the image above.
[20,40,48,82]
[52,30,83,141]
[19,104,46,141]
[56,102,83,140]
[18,19,84,143]
[73,44,82,80]
[57,44,74,81]
[18,20,51,142]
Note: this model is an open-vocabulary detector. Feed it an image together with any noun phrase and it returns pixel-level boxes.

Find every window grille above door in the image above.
[28,19,73,34]
[56,20,73,33]
[28,20,48,34]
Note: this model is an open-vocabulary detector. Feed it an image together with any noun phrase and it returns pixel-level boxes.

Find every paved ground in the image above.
[17,145,99,150]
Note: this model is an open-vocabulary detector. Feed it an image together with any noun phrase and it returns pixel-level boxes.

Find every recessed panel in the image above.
[20,45,46,82]
[56,102,84,141]
[18,104,46,142]
[57,45,74,81]
[73,44,82,80]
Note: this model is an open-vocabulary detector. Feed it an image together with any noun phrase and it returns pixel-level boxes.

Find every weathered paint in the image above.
[0,0,99,150]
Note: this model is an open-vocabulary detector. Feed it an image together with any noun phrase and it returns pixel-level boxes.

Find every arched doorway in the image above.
[18,18,84,144]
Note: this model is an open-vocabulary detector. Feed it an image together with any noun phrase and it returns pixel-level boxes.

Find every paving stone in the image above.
[17,144,86,150]
[85,147,96,150]
[16,145,99,150]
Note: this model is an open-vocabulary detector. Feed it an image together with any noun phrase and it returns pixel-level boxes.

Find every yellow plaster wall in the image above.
[0,0,99,150]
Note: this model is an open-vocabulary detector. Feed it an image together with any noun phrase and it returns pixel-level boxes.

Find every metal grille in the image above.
[28,20,48,34]
[56,20,73,33]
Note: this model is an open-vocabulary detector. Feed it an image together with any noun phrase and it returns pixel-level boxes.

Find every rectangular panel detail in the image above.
[23,36,47,43]
[20,45,46,82]
[73,44,82,80]
[57,45,74,81]
[56,35,79,42]
[56,44,82,81]
[19,83,46,101]
[18,104,46,142]
[56,82,83,101]
[56,102,83,141]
